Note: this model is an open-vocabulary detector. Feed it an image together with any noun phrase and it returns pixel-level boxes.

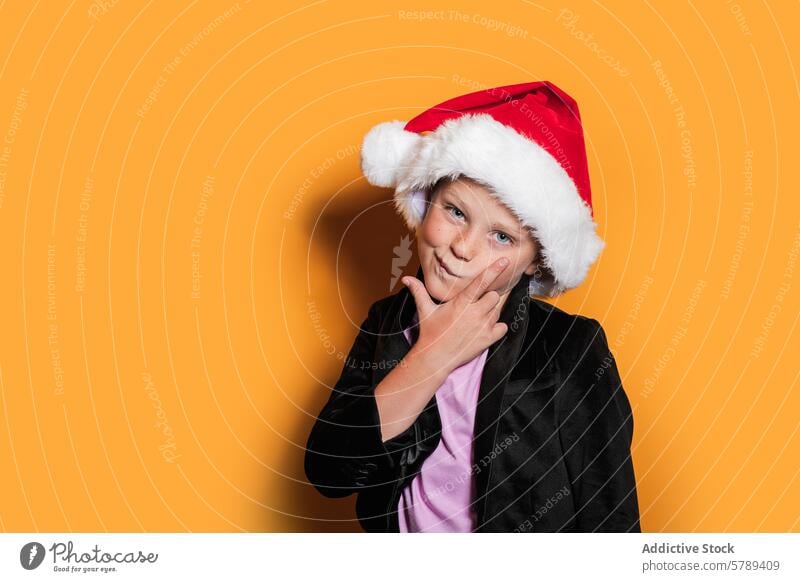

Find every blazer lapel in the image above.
[472,272,532,526]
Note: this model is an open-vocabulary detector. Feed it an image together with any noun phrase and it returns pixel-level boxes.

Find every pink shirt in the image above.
[396,313,489,532]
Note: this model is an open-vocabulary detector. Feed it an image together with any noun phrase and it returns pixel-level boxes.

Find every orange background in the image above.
[0,0,798,532]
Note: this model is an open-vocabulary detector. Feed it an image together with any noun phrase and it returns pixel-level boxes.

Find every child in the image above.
[304,81,641,532]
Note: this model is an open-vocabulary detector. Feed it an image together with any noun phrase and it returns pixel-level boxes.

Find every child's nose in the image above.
[451,230,480,262]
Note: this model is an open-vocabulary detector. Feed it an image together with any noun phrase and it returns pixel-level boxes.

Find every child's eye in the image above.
[445,204,465,220]
[494,232,514,245]
[444,203,514,245]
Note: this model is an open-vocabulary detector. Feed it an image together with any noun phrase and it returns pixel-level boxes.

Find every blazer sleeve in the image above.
[304,300,420,498]
[556,318,641,532]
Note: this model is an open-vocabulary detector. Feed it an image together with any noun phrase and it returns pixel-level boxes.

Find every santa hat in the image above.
[360,81,604,297]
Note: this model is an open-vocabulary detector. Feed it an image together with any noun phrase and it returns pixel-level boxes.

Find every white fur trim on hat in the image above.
[361,114,604,296]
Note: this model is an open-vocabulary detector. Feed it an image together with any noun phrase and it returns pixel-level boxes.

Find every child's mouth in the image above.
[434,254,459,278]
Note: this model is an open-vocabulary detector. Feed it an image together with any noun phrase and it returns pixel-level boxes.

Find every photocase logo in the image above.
[20,542,46,570]
[390,234,413,291]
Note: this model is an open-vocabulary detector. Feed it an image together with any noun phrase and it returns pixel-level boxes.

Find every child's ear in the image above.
[523,234,543,276]
[524,262,539,276]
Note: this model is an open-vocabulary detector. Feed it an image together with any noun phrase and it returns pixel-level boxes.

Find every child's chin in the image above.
[424,280,457,304]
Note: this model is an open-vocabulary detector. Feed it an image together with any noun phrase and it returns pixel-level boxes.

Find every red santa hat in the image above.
[359,80,604,297]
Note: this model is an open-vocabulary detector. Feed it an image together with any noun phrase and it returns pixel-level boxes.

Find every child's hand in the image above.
[401,257,511,375]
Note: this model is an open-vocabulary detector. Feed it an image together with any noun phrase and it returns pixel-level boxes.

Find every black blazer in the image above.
[304,268,641,532]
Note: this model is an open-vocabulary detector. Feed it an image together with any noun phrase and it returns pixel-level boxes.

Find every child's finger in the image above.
[494,292,506,315]
[490,321,509,343]
[401,276,434,316]
[457,257,509,304]
[486,292,505,322]
[475,289,501,313]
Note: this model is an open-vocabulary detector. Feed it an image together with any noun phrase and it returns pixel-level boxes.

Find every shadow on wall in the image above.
[278,183,418,532]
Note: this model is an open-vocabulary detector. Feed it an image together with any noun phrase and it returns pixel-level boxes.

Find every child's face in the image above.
[416,178,540,303]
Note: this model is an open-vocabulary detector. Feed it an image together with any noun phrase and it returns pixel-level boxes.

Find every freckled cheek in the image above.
[420,218,452,248]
